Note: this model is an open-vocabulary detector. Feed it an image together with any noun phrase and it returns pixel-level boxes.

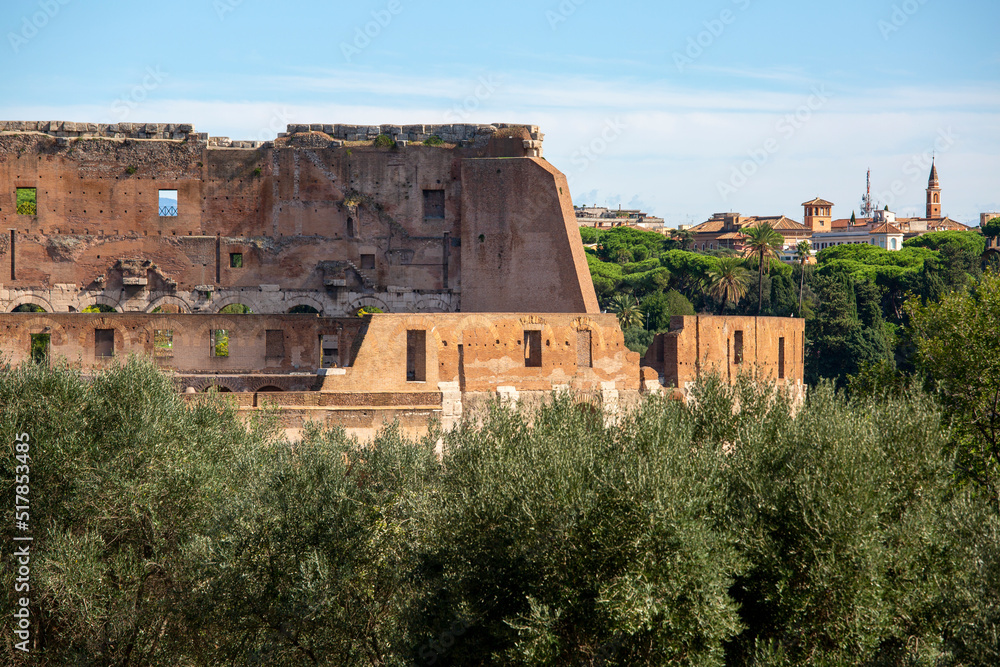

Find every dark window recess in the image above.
[577,330,593,368]
[423,189,445,219]
[778,337,786,379]
[321,335,339,368]
[154,330,173,358]
[16,188,36,215]
[406,330,427,382]
[346,217,355,238]
[230,252,243,268]
[212,329,229,358]
[265,330,285,359]
[95,329,115,358]
[30,333,49,364]
[524,330,542,368]
[159,189,178,216]
[734,330,744,365]
[360,254,375,271]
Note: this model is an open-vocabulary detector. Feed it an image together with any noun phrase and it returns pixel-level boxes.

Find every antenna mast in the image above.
[860,168,874,220]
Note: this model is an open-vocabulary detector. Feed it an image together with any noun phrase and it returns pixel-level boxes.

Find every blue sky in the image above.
[2,0,998,225]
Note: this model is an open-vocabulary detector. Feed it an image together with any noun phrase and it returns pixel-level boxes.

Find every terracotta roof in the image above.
[931,217,970,230]
[689,218,727,233]
[802,198,834,206]
[769,217,807,231]
[871,223,904,235]
[691,214,807,235]
[715,232,746,240]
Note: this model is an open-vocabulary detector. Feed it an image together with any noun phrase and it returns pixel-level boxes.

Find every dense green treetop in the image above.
[905,230,986,255]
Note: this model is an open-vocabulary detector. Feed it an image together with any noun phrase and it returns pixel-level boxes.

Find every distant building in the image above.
[575,205,665,230]
[830,161,969,237]
[688,212,811,251]
[811,219,906,251]
[982,212,1000,227]
[802,197,834,233]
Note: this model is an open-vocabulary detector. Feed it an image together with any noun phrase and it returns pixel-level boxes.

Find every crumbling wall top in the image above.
[0,120,544,151]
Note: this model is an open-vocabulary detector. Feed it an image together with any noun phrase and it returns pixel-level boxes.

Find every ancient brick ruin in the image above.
[0,121,802,438]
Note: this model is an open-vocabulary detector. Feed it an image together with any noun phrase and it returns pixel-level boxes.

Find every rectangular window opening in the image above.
[159,189,178,217]
[16,188,36,216]
[524,330,542,368]
[423,189,445,219]
[778,337,786,379]
[30,333,49,364]
[577,330,593,368]
[154,330,174,358]
[95,329,114,358]
[265,330,285,360]
[406,330,427,382]
[211,329,229,358]
[360,254,375,271]
[230,252,243,268]
[734,330,744,365]
[321,334,339,368]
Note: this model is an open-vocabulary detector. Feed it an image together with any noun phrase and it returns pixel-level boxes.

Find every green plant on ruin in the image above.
[423,135,444,146]
[373,134,395,149]
[252,167,262,177]
[125,165,137,175]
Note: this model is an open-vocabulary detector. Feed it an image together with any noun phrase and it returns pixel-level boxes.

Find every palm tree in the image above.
[708,257,750,313]
[741,222,785,315]
[609,293,644,330]
[795,240,811,316]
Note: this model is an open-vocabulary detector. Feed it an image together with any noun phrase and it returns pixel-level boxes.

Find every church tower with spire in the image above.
[926,159,941,219]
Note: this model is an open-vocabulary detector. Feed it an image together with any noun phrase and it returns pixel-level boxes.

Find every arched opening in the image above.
[219,303,253,314]
[288,305,320,314]
[254,386,283,407]
[151,304,183,314]
[82,304,116,313]
[203,385,233,393]
[12,304,46,313]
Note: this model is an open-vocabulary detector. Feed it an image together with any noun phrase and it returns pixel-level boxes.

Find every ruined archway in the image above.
[8,295,55,313]
[77,294,123,313]
[212,295,262,314]
[146,295,192,314]
[288,304,321,314]
[347,296,390,315]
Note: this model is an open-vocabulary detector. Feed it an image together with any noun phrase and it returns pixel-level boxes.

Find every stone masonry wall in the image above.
[0,121,576,317]
[643,315,806,402]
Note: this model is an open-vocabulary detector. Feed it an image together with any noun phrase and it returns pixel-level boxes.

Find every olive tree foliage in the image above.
[419,392,744,667]
[0,357,266,665]
[0,357,438,666]
[2,358,999,665]
[908,271,1000,502]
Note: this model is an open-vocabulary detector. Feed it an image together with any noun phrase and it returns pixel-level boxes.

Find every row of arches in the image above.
[4,296,429,315]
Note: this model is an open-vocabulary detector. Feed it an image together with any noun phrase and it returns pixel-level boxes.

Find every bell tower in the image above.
[802,198,833,232]
[926,159,941,219]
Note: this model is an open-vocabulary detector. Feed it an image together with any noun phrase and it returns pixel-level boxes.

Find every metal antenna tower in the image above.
[860,168,874,220]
